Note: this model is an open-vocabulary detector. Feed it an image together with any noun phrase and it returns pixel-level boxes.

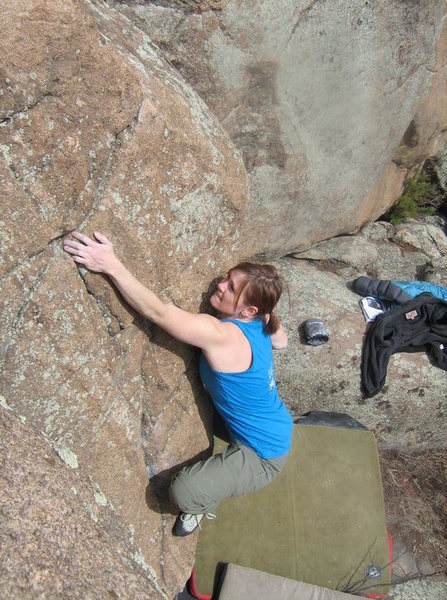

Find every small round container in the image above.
[302,318,329,346]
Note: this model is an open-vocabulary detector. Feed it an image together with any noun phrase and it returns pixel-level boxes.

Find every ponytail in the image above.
[263,311,280,335]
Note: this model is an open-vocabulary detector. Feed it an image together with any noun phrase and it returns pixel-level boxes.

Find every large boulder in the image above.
[0,0,249,595]
[0,403,165,599]
[111,0,447,256]
[274,218,447,449]
[392,14,447,170]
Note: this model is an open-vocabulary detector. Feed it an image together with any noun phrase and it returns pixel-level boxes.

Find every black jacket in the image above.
[362,294,447,397]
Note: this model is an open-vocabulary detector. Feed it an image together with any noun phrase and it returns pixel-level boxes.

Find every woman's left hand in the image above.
[63,231,119,275]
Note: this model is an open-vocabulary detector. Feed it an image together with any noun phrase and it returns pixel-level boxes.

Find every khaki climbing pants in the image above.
[169,442,288,515]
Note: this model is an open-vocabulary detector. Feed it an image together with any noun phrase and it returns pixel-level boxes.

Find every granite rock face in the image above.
[2,0,447,596]
[275,218,447,449]
[0,404,165,599]
[433,142,447,193]
[112,0,447,256]
[0,0,249,595]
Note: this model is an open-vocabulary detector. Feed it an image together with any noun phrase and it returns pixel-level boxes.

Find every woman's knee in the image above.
[169,470,192,511]
[169,464,217,514]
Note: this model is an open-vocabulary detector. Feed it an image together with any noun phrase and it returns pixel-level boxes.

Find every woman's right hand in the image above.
[63,231,120,275]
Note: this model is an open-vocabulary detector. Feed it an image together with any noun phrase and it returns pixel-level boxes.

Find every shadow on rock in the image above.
[145,412,231,516]
[145,449,211,516]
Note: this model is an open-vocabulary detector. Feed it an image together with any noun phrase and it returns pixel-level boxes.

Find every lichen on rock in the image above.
[0,0,250,595]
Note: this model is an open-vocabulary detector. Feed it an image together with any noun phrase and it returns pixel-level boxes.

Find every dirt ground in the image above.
[379,448,447,586]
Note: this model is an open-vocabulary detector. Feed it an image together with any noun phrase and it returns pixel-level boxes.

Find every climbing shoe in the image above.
[173,512,215,537]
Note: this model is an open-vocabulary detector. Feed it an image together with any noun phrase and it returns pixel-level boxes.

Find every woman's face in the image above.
[210,269,247,317]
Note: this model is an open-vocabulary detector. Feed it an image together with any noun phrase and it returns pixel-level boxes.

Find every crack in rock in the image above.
[0,91,55,124]
[0,232,70,283]
[288,254,356,275]
[130,0,223,15]
[0,145,49,224]
[75,268,126,338]
[0,251,54,367]
[286,0,321,47]
[73,102,142,232]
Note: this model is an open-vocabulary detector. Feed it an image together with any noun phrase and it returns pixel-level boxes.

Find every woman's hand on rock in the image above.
[63,231,119,275]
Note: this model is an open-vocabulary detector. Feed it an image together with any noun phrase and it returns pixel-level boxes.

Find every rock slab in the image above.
[0,404,164,599]
[0,0,250,595]
[113,0,447,256]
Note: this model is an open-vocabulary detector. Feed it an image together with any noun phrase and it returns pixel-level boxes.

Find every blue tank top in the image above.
[199,318,293,459]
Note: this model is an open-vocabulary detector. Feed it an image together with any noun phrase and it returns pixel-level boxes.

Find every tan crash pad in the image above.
[193,424,390,598]
[218,564,366,600]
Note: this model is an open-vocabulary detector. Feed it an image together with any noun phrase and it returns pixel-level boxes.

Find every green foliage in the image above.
[385,173,435,225]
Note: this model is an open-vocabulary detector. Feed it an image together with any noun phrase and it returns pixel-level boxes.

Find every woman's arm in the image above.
[63,231,225,349]
[270,323,288,349]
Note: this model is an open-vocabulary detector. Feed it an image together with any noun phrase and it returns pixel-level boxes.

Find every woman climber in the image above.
[63,231,293,536]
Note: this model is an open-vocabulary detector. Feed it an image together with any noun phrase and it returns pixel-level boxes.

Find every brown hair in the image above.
[229,262,283,334]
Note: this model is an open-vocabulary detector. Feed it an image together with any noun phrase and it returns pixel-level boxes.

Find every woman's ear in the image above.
[241,305,259,318]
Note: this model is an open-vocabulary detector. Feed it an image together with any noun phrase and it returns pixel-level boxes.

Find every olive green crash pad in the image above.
[192,424,390,598]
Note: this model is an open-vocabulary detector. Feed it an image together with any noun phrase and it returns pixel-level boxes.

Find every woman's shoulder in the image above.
[221,317,266,335]
[220,317,263,327]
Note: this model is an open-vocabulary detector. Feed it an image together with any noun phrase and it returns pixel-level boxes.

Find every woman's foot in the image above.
[173,512,216,536]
